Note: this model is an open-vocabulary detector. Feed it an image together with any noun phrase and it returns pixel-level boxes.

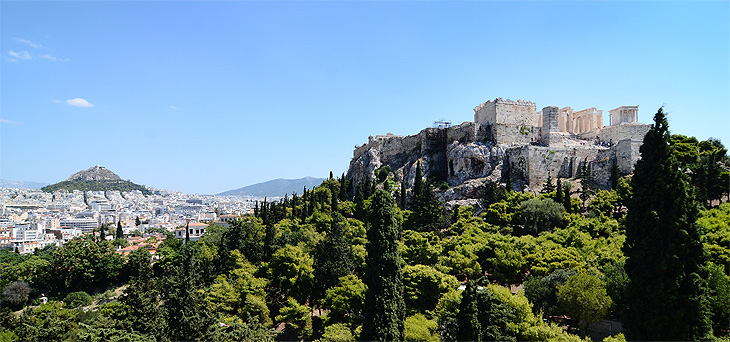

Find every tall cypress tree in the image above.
[361,190,404,342]
[408,161,443,232]
[339,173,348,201]
[555,178,564,205]
[312,212,354,304]
[400,179,406,209]
[116,221,123,239]
[623,108,711,340]
[457,281,482,342]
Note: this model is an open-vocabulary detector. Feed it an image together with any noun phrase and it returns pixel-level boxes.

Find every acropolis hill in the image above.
[346,97,650,202]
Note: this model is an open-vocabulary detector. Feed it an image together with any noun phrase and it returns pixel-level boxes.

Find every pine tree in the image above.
[116,221,123,239]
[99,224,106,241]
[135,216,141,227]
[623,108,712,340]
[361,190,404,342]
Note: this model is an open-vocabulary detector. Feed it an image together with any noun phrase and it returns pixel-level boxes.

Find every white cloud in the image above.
[39,54,56,61]
[66,98,95,108]
[8,51,31,60]
[39,54,69,62]
[168,105,181,110]
[14,37,42,48]
[0,119,23,125]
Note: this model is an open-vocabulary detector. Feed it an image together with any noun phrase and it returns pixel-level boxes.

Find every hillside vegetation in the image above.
[1,109,728,341]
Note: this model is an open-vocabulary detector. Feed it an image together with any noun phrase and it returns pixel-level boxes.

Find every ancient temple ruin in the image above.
[347,97,652,199]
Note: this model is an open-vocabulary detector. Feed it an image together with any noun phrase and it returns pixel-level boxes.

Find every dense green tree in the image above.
[275,297,312,339]
[402,264,458,314]
[706,262,730,336]
[524,269,576,317]
[51,237,123,294]
[404,313,439,342]
[456,280,482,342]
[407,162,444,232]
[603,261,629,318]
[161,247,216,341]
[456,280,517,342]
[319,323,354,342]
[556,270,613,336]
[1,281,30,310]
[207,250,270,327]
[587,190,620,219]
[313,212,354,304]
[481,180,505,207]
[99,223,106,241]
[0,254,51,293]
[361,190,404,342]
[64,291,93,308]
[623,108,712,340]
[224,218,266,264]
[267,244,314,304]
[401,230,441,266]
[324,274,366,327]
[519,198,565,235]
[119,247,166,339]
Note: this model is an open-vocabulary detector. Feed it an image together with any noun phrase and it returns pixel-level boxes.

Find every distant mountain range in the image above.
[41,165,150,195]
[217,177,326,197]
[0,179,49,189]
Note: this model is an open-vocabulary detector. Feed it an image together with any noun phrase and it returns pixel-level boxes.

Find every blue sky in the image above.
[1,1,728,194]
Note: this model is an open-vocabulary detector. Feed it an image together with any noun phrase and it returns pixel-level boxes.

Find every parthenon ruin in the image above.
[473,97,639,135]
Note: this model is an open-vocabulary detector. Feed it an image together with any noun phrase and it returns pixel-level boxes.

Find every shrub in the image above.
[64,291,93,308]
[2,281,30,310]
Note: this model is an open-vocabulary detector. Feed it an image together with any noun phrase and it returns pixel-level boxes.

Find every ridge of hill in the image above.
[41,165,150,195]
[217,177,326,197]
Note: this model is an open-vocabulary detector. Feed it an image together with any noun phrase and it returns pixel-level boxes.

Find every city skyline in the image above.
[2,1,728,194]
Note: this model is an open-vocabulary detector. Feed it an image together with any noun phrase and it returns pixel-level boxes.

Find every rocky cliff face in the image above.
[66,165,122,181]
[346,122,646,203]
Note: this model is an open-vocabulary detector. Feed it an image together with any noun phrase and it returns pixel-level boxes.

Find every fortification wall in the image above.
[505,145,614,188]
[474,98,538,127]
[489,124,541,146]
[615,139,642,175]
[474,100,498,125]
[579,123,650,143]
[446,122,478,144]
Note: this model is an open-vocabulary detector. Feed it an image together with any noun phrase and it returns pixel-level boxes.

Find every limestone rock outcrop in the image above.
[345,97,651,202]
